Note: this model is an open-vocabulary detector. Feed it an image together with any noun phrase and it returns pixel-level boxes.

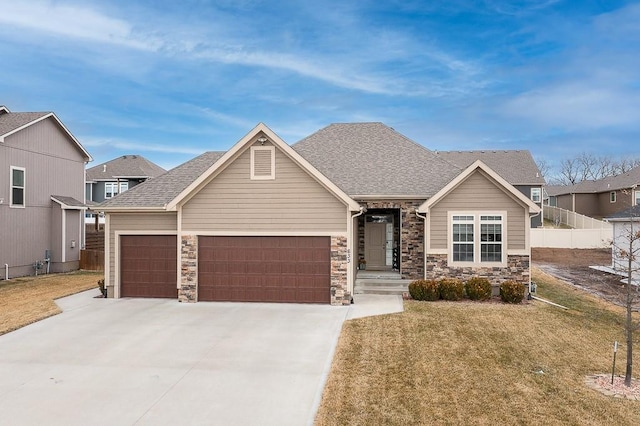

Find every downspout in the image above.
[4,264,8,281]
[415,209,427,279]
[348,207,365,302]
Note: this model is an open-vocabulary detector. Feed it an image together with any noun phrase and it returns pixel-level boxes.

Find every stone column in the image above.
[330,235,350,305]
[179,234,198,302]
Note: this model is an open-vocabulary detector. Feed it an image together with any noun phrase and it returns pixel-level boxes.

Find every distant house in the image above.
[0,105,92,278]
[98,122,540,304]
[436,150,545,227]
[546,167,640,219]
[86,155,166,204]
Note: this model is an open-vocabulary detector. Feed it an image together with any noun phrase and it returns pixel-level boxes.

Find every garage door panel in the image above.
[120,235,177,299]
[198,236,330,303]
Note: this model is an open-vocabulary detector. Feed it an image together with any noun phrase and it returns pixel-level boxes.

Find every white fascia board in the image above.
[418,160,541,214]
[50,196,87,210]
[166,123,361,212]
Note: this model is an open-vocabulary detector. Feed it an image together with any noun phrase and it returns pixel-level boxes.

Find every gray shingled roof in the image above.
[607,204,640,221]
[98,151,224,209]
[51,196,86,208]
[293,122,461,197]
[436,150,545,185]
[86,155,166,181]
[0,111,50,136]
[552,166,640,195]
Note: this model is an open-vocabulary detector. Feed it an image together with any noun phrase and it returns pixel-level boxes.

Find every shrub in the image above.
[408,279,440,301]
[439,278,464,301]
[97,279,107,297]
[465,277,492,301]
[500,280,525,304]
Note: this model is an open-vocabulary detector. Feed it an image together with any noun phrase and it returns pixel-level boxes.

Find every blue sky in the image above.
[1,1,639,178]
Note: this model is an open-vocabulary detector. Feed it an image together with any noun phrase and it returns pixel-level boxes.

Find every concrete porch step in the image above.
[353,285,409,295]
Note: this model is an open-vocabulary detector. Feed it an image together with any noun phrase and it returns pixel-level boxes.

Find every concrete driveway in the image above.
[0,290,376,426]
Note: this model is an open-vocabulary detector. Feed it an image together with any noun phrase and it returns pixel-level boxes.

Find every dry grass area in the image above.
[316,267,640,425]
[0,271,103,335]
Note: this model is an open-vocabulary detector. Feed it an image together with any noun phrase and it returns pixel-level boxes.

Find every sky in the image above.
[1,0,639,178]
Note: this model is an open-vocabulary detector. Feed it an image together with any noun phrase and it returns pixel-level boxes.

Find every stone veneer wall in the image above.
[425,254,530,295]
[331,235,350,305]
[360,200,424,280]
[179,234,198,302]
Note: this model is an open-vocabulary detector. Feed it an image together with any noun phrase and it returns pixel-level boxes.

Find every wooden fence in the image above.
[80,249,104,271]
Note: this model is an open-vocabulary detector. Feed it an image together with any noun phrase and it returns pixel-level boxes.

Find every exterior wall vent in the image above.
[250,146,275,180]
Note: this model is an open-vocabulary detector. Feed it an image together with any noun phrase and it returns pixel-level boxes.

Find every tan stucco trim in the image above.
[165,123,361,212]
[418,160,541,214]
[354,195,432,200]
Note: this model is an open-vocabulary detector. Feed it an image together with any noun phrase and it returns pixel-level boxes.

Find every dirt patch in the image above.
[532,248,628,306]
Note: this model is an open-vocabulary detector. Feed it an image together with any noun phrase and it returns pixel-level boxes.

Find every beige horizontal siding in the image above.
[182,143,348,233]
[429,170,527,251]
[107,212,177,287]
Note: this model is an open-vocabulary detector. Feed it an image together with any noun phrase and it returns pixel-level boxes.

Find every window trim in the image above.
[530,187,541,203]
[10,166,25,208]
[610,191,617,203]
[449,212,506,267]
[635,190,640,206]
[250,145,275,180]
[104,182,119,199]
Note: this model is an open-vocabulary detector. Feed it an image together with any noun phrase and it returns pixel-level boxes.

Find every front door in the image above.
[365,222,388,269]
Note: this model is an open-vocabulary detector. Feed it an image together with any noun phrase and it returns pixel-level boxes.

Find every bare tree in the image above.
[559,158,580,185]
[617,158,640,174]
[535,158,551,180]
[610,195,640,386]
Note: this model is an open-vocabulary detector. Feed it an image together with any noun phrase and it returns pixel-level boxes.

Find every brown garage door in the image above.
[120,235,177,298]
[198,236,330,303]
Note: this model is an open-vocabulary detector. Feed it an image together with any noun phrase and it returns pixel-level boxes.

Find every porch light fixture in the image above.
[257,137,268,145]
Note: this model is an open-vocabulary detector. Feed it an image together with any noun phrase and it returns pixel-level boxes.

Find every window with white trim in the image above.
[635,190,640,206]
[119,181,129,193]
[531,187,541,203]
[451,213,504,264]
[250,146,275,180]
[105,182,118,199]
[610,191,616,203]
[452,215,474,262]
[10,166,25,207]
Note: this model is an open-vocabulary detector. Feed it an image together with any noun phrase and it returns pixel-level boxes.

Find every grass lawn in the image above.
[0,271,103,335]
[315,267,640,425]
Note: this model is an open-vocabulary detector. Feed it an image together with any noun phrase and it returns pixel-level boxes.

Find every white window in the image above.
[451,213,504,265]
[635,190,640,206]
[531,187,541,203]
[250,146,275,180]
[610,191,616,203]
[105,182,118,199]
[10,166,25,208]
[119,182,129,193]
[452,215,474,262]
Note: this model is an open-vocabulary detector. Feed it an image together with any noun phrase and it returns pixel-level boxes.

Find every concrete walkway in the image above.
[0,290,402,426]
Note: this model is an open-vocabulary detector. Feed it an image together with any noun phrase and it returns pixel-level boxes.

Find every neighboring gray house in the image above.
[86,155,166,204]
[546,167,640,219]
[0,105,92,278]
[98,122,540,305]
[436,151,546,227]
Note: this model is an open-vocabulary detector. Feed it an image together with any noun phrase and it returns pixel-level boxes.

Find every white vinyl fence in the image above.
[532,205,613,248]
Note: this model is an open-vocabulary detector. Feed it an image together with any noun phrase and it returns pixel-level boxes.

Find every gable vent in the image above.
[251,146,275,180]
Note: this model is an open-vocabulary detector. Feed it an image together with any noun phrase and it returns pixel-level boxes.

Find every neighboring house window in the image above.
[105,181,128,199]
[10,166,25,207]
[635,190,640,206]
[610,191,616,203]
[451,213,505,265]
[531,187,541,203]
[250,146,275,180]
[452,215,474,262]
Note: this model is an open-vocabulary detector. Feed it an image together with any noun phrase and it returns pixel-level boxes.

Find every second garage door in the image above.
[120,235,177,298]
[198,236,331,303]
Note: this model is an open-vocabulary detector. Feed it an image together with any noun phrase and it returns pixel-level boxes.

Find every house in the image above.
[0,105,92,278]
[86,155,166,204]
[98,122,540,305]
[547,167,640,219]
[605,205,640,282]
[435,150,545,227]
